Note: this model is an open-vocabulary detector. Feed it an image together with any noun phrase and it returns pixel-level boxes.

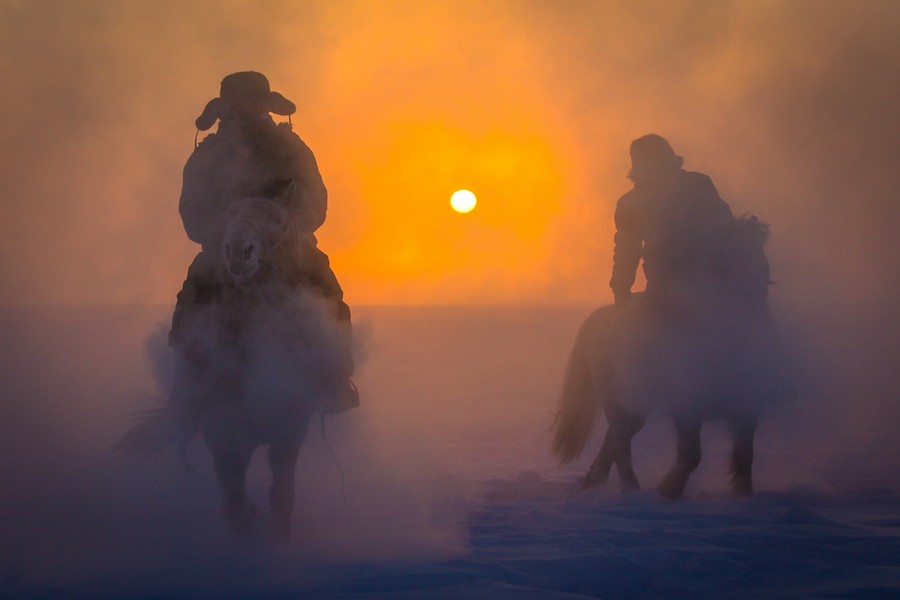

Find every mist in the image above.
[0,0,895,304]
[1,1,898,597]
[1,0,896,414]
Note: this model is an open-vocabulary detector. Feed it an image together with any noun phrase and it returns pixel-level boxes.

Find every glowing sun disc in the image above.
[450,189,477,213]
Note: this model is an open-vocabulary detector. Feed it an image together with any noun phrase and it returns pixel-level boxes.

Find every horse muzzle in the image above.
[223,238,262,282]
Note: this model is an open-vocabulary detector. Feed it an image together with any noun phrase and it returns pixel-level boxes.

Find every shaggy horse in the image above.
[552,216,788,499]
[119,196,351,541]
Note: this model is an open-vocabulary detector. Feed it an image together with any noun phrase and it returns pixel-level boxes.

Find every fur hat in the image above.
[628,134,684,180]
[195,71,296,131]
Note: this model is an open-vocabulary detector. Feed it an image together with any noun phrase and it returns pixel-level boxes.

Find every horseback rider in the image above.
[610,134,733,311]
[170,71,358,414]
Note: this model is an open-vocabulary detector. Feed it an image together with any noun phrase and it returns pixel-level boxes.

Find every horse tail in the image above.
[114,406,192,469]
[551,307,611,464]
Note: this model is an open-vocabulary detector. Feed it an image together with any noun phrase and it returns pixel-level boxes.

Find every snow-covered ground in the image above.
[1,305,898,599]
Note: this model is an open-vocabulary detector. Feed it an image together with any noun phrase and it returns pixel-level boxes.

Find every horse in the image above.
[551,215,789,499]
[118,196,352,541]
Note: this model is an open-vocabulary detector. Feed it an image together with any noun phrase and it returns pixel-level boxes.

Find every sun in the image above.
[450,189,477,213]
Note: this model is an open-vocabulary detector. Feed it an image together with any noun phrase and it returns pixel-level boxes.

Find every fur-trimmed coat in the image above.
[179,116,327,253]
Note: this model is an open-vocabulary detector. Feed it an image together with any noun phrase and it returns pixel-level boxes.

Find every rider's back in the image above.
[614,169,732,288]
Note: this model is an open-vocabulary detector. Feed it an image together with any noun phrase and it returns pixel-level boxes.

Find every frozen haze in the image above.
[0,0,897,308]
[1,306,899,597]
[0,0,898,597]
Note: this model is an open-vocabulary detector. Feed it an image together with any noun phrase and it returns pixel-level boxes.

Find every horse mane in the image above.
[708,214,769,249]
[734,213,770,246]
[682,212,772,310]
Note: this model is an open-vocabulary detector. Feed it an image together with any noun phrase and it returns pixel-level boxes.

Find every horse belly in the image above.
[244,344,318,430]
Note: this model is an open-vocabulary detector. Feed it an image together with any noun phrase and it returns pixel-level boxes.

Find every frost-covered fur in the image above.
[119,197,350,541]
[552,216,790,499]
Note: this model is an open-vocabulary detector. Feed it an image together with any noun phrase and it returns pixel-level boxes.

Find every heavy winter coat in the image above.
[610,170,732,296]
[179,116,327,253]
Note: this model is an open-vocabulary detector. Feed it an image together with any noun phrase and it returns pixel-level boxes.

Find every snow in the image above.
[1,305,898,599]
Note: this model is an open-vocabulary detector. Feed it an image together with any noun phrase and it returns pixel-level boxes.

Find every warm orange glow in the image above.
[2,2,895,308]
[315,118,576,304]
[301,3,589,304]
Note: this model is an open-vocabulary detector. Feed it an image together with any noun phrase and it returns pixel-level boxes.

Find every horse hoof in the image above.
[270,526,292,545]
[731,478,753,497]
[221,504,257,536]
[657,477,685,500]
[581,475,603,491]
[225,513,253,536]
[621,480,641,494]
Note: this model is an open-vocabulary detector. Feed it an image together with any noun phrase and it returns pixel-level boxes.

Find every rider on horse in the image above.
[610,134,734,312]
[169,71,358,415]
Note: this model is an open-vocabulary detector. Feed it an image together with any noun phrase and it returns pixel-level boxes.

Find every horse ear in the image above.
[270,178,297,203]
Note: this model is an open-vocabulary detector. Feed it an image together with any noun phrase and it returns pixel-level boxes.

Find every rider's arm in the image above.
[609,192,643,297]
[282,130,328,234]
[179,142,224,249]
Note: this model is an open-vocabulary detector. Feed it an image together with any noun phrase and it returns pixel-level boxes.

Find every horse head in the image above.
[221,197,292,284]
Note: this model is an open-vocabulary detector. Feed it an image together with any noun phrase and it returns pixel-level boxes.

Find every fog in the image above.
[1,0,897,305]
[1,0,897,422]
[3,303,896,596]
[1,1,898,596]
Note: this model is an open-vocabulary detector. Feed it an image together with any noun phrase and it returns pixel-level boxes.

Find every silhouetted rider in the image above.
[610,134,733,308]
[170,71,357,413]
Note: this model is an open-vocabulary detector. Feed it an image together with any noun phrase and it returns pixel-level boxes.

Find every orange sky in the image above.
[0,0,897,309]
[305,4,585,304]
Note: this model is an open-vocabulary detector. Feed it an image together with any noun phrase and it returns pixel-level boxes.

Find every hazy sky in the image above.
[1,4,898,582]
[0,0,897,309]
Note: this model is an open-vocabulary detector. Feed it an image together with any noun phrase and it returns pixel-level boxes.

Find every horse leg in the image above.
[268,419,310,543]
[729,414,758,497]
[609,405,646,492]
[581,368,619,489]
[582,429,615,489]
[657,418,702,500]
[209,438,256,535]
